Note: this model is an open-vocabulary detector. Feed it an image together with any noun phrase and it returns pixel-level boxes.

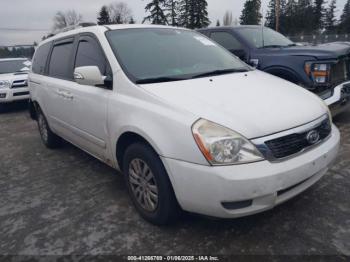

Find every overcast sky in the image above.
[0,0,347,46]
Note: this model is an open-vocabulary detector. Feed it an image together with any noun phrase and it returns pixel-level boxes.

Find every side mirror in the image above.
[74,66,105,86]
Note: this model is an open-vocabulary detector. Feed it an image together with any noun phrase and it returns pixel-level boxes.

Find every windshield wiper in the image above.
[261,44,296,48]
[191,68,248,79]
[135,76,187,84]
[260,45,285,48]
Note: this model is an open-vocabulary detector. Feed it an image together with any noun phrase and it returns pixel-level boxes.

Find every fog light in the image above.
[0,93,6,98]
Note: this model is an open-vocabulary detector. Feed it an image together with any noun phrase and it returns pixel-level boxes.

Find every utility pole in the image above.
[275,0,280,32]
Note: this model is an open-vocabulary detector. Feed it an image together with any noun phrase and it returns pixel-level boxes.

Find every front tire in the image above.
[37,108,61,148]
[123,142,180,225]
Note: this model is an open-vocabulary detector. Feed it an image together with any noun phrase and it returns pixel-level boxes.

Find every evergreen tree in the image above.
[325,0,337,33]
[165,0,178,26]
[143,0,168,25]
[313,0,326,33]
[265,0,277,29]
[178,0,190,27]
[216,20,221,26]
[240,0,263,25]
[338,0,350,32]
[97,6,111,25]
[266,0,288,32]
[296,0,314,34]
[178,0,210,29]
[195,0,210,28]
[283,0,298,35]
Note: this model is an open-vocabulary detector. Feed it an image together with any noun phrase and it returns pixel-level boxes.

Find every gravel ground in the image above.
[0,101,349,257]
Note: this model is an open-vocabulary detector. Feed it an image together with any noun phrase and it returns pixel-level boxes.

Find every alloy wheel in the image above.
[128,158,159,212]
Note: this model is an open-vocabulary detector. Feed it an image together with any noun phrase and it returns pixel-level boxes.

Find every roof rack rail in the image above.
[52,22,97,36]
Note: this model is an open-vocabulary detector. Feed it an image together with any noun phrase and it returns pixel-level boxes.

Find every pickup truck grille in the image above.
[11,80,28,89]
[265,117,331,159]
[330,57,350,86]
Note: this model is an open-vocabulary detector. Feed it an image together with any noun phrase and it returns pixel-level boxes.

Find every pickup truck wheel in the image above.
[123,142,180,225]
[37,109,61,149]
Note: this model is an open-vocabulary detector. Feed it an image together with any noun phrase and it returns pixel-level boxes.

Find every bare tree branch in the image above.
[53,10,83,30]
[108,2,133,24]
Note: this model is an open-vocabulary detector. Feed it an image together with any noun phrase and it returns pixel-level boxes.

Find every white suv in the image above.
[29,24,340,225]
[0,58,31,107]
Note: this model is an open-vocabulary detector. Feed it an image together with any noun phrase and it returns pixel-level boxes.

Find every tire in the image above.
[28,100,37,120]
[123,142,181,225]
[36,108,61,148]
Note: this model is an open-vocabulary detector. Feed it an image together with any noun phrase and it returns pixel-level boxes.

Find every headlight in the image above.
[192,119,264,165]
[304,62,331,84]
[0,80,11,89]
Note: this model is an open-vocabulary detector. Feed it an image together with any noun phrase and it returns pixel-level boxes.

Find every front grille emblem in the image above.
[306,130,320,145]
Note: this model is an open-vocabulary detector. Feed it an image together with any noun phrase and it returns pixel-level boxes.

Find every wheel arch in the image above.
[263,66,302,84]
[29,99,41,120]
[115,131,161,172]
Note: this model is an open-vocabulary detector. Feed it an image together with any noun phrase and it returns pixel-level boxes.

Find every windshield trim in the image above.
[105,28,252,84]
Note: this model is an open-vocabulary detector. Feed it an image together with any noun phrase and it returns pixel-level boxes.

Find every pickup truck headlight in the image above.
[192,119,264,165]
[304,62,331,84]
[0,80,11,89]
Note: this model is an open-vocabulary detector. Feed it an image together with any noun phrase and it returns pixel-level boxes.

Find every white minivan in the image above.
[29,24,340,225]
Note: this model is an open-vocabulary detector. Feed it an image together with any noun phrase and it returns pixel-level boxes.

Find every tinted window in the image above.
[32,42,51,74]
[48,41,74,79]
[0,59,29,74]
[236,27,293,48]
[75,37,107,75]
[106,29,250,83]
[210,32,243,51]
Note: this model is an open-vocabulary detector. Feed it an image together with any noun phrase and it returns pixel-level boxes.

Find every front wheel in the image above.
[37,108,61,148]
[123,143,181,225]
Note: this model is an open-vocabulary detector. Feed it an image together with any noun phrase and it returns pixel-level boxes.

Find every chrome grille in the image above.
[11,80,28,89]
[330,58,349,85]
[252,115,331,161]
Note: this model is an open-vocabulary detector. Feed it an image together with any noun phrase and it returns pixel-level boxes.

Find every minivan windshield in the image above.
[0,59,29,74]
[106,28,251,84]
[236,27,295,49]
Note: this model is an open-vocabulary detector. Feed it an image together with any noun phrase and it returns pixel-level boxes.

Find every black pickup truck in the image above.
[198,26,350,115]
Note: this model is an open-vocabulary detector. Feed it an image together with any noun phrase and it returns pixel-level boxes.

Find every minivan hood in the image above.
[259,42,350,60]
[140,70,327,139]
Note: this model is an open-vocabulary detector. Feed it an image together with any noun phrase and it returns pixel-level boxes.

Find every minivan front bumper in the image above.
[162,125,340,218]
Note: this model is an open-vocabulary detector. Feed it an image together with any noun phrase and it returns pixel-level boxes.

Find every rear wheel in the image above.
[123,142,181,225]
[37,108,61,148]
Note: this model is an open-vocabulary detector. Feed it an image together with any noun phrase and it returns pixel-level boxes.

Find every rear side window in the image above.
[32,42,51,75]
[75,37,107,75]
[48,41,74,79]
[210,32,243,51]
